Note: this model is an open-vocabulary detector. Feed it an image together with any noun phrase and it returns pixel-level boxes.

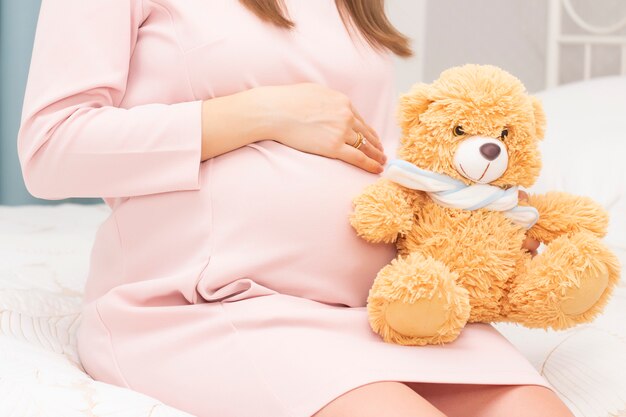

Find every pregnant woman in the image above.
[17,1,574,416]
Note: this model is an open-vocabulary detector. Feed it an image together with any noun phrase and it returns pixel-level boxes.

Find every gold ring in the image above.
[352,132,365,149]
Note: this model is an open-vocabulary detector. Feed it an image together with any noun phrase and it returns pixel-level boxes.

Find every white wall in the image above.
[387,0,626,95]
[387,0,427,94]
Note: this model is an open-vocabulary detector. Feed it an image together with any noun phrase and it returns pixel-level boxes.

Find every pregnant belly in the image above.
[202,140,396,307]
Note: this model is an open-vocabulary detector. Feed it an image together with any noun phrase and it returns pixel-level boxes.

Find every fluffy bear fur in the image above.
[350,64,621,345]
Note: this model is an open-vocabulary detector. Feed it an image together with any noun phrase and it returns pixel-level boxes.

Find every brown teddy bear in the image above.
[349,64,621,346]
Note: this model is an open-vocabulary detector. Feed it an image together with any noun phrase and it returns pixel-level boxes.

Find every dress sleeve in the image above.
[17,0,203,200]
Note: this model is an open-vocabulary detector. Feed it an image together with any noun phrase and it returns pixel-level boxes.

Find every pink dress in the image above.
[17,1,551,416]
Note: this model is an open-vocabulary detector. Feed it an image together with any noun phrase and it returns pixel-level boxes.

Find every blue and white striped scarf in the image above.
[382,159,539,229]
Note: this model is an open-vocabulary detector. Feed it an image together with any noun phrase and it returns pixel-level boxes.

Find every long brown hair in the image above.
[239,0,413,57]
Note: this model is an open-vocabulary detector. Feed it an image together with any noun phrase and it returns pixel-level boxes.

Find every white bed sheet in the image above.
[1,76,625,417]
[496,75,626,417]
[529,75,626,272]
[0,204,194,417]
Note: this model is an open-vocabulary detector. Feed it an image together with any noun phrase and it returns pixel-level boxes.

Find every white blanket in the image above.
[1,75,625,417]
[0,204,194,417]
[0,203,624,417]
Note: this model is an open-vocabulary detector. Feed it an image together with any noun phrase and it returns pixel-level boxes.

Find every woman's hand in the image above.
[254,83,387,173]
[519,190,540,257]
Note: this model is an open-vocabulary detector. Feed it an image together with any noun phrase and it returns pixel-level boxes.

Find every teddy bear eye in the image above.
[453,125,465,136]
[500,128,509,139]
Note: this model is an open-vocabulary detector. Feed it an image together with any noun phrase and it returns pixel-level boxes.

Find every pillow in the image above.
[531,76,626,280]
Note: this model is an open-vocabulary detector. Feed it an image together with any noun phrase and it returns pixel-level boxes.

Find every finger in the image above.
[346,129,386,165]
[359,135,387,165]
[352,117,384,154]
[351,111,382,151]
[522,236,540,252]
[351,104,383,151]
[350,103,375,137]
[335,143,384,174]
[518,190,529,202]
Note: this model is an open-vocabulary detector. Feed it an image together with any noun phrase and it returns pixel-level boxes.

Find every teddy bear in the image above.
[349,64,621,346]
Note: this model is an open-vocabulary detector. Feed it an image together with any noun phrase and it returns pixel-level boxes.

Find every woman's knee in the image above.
[486,385,575,417]
[311,381,447,417]
[408,383,574,417]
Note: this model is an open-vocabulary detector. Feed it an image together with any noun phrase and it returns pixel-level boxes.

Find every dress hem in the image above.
[293,368,552,417]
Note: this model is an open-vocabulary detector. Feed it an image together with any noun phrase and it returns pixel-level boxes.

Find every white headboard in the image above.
[546,0,626,88]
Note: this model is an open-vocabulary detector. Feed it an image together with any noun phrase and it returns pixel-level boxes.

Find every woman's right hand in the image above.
[253,83,387,174]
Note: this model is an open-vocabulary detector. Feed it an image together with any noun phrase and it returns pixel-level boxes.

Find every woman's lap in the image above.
[408,382,575,417]
[78,282,558,417]
[312,381,446,417]
[312,381,575,417]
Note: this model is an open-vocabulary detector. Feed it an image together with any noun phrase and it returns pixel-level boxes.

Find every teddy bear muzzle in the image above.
[453,136,508,184]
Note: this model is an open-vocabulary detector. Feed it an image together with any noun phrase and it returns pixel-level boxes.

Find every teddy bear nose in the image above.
[479,143,501,161]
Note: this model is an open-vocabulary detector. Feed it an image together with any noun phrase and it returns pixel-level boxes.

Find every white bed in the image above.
[494,75,626,417]
[1,75,625,417]
[3,0,626,413]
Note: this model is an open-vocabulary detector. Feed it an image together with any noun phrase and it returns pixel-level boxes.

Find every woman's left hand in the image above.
[519,190,540,257]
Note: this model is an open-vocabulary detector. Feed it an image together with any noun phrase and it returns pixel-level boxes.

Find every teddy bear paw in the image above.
[367,252,472,345]
[560,264,610,317]
[508,231,621,329]
[385,296,449,338]
[377,293,470,346]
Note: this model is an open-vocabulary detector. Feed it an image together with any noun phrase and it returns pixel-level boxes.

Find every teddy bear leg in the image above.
[505,231,620,330]
[367,251,471,345]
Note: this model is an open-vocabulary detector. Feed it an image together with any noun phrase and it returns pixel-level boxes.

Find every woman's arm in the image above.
[200,83,387,172]
[200,91,268,161]
[17,0,209,200]
[18,0,386,201]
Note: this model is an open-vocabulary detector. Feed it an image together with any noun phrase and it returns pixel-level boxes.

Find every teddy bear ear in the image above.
[530,96,546,140]
[397,83,433,135]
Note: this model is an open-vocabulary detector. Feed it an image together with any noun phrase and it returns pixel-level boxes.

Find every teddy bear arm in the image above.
[349,178,417,244]
[526,191,609,244]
